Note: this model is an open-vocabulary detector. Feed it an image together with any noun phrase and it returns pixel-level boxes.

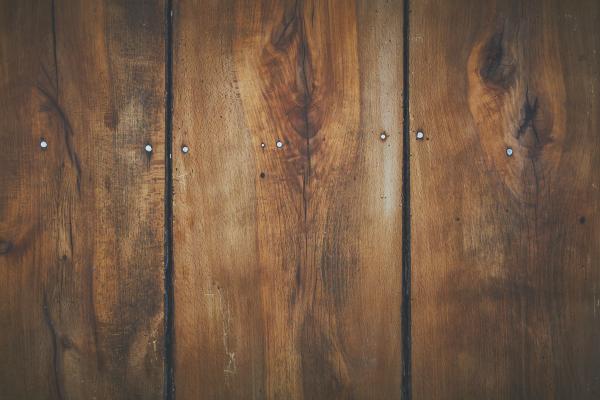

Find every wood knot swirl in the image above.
[479,27,516,89]
[262,4,323,141]
[467,20,566,204]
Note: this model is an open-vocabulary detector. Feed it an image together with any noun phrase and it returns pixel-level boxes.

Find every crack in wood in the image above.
[42,292,65,400]
[516,89,540,143]
[36,84,82,194]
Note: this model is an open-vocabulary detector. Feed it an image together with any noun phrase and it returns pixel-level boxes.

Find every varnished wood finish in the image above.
[411,0,600,398]
[0,1,165,398]
[172,0,404,398]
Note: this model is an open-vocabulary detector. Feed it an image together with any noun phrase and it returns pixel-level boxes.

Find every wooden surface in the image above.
[410,0,600,398]
[2,0,600,398]
[172,0,404,398]
[0,1,165,398]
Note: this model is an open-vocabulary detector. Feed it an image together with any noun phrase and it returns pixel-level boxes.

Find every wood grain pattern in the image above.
[0,1,165,398]
[410,0,600,398]
[172,0,404,398]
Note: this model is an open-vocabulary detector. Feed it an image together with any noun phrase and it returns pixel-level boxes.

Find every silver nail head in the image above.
[145,144,153,153]
[40,139,48,149]
[416,131,424,140]
[276,140,283,149]
[506,147,513,157]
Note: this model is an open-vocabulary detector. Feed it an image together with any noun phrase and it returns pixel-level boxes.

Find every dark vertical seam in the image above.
[401,0,412,398]
[164,0,175,399]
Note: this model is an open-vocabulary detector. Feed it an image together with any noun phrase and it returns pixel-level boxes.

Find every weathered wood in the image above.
[410,0,600,398]
[172,0,404,398]
[0,1,165,398]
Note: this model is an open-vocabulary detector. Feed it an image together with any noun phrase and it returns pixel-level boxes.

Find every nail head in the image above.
[182,145,189,154]
[506,147,513,157]
[276,140,283,148]
[40,139,48,149]
[145,144,153,153]
[416,131,424,140]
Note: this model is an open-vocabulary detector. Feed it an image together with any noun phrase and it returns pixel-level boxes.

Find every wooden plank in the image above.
[0,1,165,398]
[172,0,404,397]
[410,0,600,398]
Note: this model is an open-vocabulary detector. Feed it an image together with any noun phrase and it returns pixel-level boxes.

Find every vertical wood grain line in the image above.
[401,0,412,398]
[164,0,175,399]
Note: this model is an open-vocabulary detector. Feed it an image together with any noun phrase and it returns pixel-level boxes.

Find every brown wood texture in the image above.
[0,1,165,398]
[172,0,404,398]
[410,0,600,399]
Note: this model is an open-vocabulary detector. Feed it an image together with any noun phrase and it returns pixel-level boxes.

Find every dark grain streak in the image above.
[530,158,540,240]
[39,64,56,93]
[42,293,64,400]
[515,89,553,162]
[50,0,59,98]
[36,85,82,193]
[297,5,314,140]
[516,90,540,142]
[85,261,102,371]
[272,9,297,50]
[293,0,313,310]
[68,215,74,256]
[296,3,312,309]
[297,5,312,219]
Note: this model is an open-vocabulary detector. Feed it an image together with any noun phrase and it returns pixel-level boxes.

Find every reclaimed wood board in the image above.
[0,1,166,398]
[410,0,600,398]
[2,0,599,398]
[172,0,404,398]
